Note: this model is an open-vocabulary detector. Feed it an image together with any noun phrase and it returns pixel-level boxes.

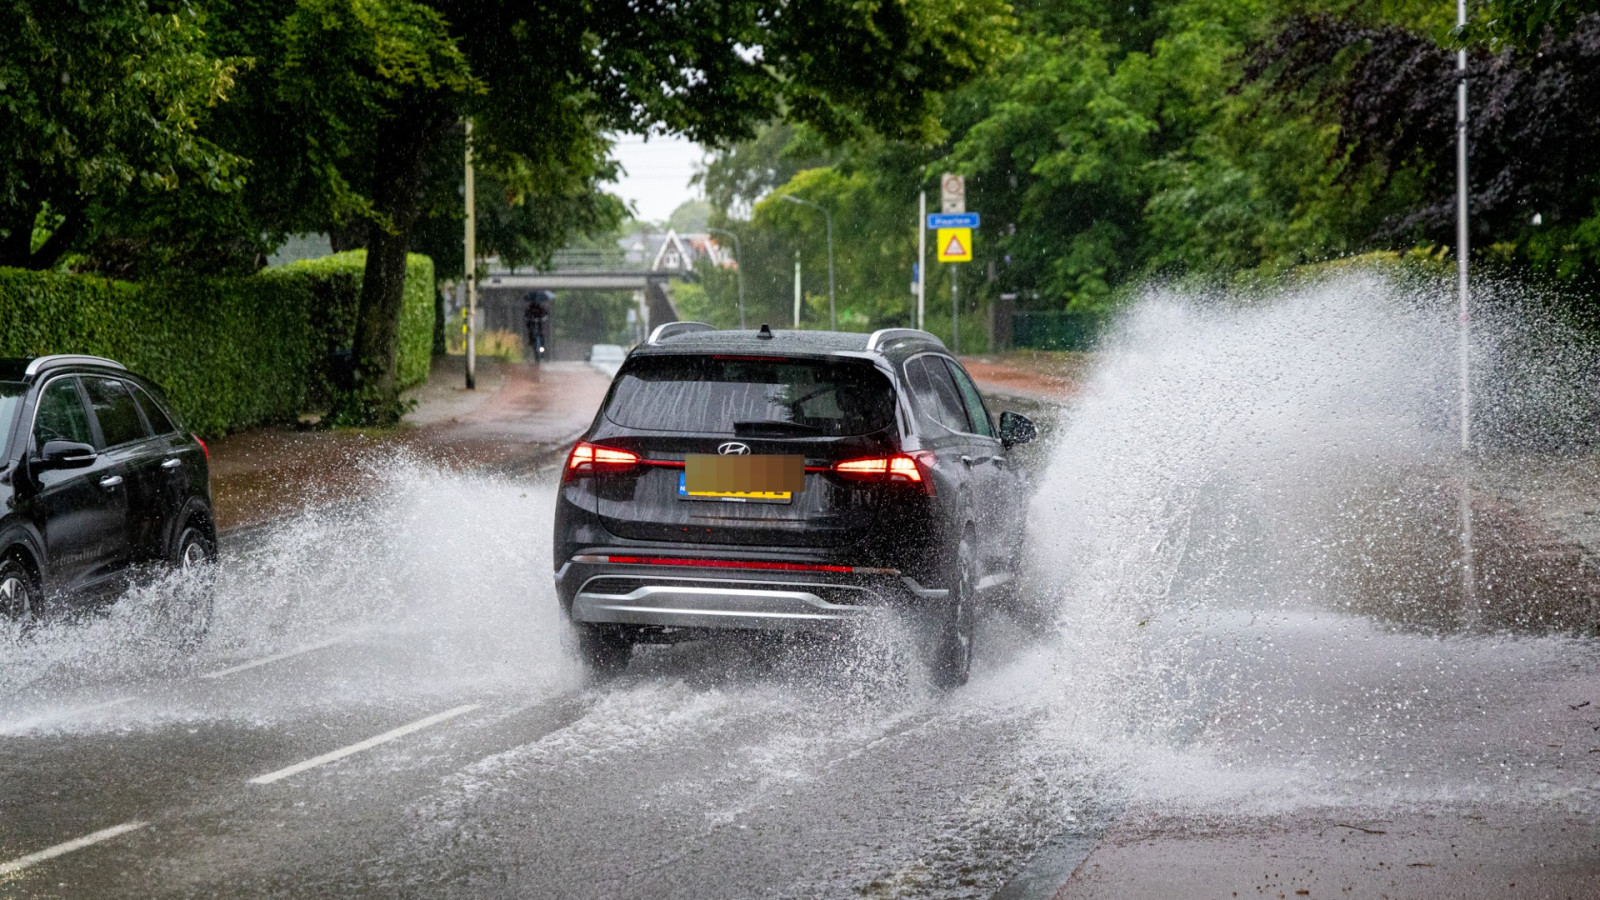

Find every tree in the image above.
[1251,12,1600,282]
[1464,0,1600,50]
[0,0,242,270]
[667,201,712,235]
[283,0,1014,423]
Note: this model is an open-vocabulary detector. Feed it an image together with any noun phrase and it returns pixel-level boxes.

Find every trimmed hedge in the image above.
[0,251,434,436]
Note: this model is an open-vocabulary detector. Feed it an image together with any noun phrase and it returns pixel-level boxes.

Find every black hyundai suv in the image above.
[0,355,217,626]
[552,324,1038,685]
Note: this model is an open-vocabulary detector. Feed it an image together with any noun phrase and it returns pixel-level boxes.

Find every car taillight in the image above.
[192,434,209,461]
[563,441,640,481]
[832,451,935,494]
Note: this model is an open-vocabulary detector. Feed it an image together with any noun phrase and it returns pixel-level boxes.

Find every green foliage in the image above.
[276,0,482,232]
[0,0,243,269]
[0,251,433,435]
[700,0,1557,342]
[666,201,712,234]
[1461,0,1600,50]
[551,291,636,346]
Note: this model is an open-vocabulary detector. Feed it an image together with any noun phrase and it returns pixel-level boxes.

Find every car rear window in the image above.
[606,356,897,436]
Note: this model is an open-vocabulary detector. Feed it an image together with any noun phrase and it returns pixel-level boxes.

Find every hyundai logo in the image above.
[717,442,752,455]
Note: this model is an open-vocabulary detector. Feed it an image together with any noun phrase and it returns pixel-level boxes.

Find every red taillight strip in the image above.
[572,554,898,576]
[639,459,829,472]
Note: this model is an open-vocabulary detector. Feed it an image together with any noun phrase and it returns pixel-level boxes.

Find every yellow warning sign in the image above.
[936,227,972,263]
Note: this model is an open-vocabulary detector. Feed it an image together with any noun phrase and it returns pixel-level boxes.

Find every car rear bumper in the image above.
[572,581,870,630]
[557,555,949,634]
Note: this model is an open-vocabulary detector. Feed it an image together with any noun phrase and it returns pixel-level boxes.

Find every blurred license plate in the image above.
[679,454,804,503]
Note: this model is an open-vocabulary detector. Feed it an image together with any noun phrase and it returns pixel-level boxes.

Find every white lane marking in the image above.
[199,635,349,680]
[0,821,148,875]
[247,704,480,785]
[70,696,135,716]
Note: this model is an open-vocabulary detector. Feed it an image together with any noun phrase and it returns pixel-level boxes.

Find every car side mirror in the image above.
[999,411,1037,449]
[37,440,98,469]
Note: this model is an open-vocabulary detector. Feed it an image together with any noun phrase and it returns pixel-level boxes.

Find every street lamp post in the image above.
[463,119,477,390]
[1455,0,1477,619]
[781,195,835,329]
[706,227,746,329]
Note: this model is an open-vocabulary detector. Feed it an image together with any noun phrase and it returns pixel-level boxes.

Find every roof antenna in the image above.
[757,323,773,340]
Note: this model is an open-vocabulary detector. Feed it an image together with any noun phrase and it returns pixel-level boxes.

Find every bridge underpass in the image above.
[467,270,689,360]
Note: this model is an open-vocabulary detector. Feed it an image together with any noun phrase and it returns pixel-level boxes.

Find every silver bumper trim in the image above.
[573,584,875,631]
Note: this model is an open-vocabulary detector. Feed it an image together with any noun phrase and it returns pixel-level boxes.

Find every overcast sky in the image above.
[605,134,706,224]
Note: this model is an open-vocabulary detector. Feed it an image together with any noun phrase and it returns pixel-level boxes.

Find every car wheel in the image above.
[931,534,977,689]
[0,556,40,634]
[574,623,632,679]
[165,523,217,649]
[174,522,216,571]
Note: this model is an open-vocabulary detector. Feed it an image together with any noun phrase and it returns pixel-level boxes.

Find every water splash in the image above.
[1001,269,1600,814]
[0,457,583,731]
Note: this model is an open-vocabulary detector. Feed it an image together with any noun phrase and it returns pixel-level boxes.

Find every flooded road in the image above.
[3,273,1599,898]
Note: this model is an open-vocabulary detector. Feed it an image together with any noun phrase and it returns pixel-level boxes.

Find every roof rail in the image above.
[647,321,715,345]
[24,354,127,376]
[865,328,944,352]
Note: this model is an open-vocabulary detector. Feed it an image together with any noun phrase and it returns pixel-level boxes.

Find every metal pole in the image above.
[793,250,801,328]
[1456,0,1470,453]
[917,191,927,330]
[951,265,960,355]
[780,195,835,329]
[1456,0,1477,621]
[707,227,745,329]
[824,208,835,330]
[464,119,477,390]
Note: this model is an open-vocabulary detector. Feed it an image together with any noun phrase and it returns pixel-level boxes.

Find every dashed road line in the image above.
[70,696,135,715]
[247,704,480,785]
[199,635,349,680]
[0,821,148,875]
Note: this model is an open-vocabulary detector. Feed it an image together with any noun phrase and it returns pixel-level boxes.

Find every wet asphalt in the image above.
[4,386,1599,898]
[0,445,1102,900]
[0,606,1103,899]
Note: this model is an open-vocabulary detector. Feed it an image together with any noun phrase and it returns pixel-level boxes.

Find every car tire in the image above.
[931,533,977,689]
[0,555,41,635]
[574,623,632,679]
[164,522,217,649]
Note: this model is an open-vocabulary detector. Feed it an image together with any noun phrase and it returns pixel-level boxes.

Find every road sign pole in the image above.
[951,266,960,356]
[917,192,927,331]
[1456,0,1477,620]
[464,119,476,390]
[825,209,836,330]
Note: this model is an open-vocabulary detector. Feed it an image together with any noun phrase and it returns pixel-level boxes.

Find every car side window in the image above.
[943,359,995,438]
[904,356,971,434]
[131,385,177,435]
[82,376,151,448]
[33,378,94,447]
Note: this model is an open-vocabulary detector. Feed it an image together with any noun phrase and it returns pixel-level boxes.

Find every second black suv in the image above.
[553,324,1037,685]
[0,355,217,628]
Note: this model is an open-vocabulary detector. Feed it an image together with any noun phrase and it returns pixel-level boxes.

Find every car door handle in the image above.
[99,475,124,489]
[161,458,183,469]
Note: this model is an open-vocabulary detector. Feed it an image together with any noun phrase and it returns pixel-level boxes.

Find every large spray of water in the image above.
[991,268,1600,814]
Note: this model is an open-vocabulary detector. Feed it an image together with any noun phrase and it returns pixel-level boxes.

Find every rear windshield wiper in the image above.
[733,419,823,435]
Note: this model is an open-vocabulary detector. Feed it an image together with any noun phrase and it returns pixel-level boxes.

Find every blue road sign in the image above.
[927,212,979,229]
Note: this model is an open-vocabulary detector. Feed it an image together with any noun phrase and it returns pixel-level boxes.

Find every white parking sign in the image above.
[941,173,965,214]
